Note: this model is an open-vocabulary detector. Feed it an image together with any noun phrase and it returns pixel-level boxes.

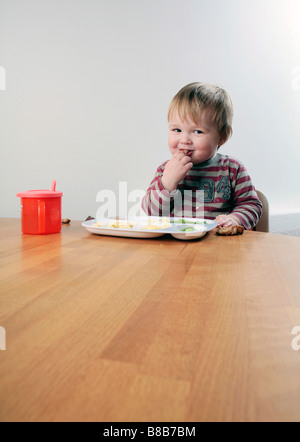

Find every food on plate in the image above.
[92,217,170,230]
[83,215,217,239]
[170,218,207,225]
[93,221,103,227]
[108,220,137,229]
[140,217,170,230]
[216,225,244,236]
[93,219,136,229]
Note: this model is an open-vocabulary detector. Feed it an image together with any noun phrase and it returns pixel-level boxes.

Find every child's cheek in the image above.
[168,138,177,154]
[170,146,178,156]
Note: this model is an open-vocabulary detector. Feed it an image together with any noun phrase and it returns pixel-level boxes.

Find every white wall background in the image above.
[1,0,300,232]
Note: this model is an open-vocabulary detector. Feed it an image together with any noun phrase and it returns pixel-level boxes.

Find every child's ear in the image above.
[218,136,227,148]
[218,128,231,147]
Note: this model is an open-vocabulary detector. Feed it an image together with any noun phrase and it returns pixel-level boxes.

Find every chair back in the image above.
[255,190,269,232]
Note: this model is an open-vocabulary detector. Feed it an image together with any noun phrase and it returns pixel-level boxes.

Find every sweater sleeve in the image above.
[141,162,179,216]
[229,161,263,230]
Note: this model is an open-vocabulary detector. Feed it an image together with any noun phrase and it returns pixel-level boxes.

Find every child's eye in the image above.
[173,128,181,133]
[194,130,203,134]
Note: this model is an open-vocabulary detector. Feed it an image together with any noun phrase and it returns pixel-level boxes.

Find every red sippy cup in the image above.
[17,180,63,234]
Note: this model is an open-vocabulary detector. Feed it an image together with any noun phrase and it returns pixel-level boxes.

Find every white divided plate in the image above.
[82,216,217,240]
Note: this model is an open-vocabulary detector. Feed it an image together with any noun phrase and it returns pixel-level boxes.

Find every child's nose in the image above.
[181,133,192,143]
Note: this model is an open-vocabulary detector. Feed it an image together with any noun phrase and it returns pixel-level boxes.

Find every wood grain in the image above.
[1,218,300,422]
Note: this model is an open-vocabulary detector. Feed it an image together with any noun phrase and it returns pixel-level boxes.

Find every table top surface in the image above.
[1,218,300,422]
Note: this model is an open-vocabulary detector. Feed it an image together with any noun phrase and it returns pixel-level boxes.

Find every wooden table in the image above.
[1,218,300,422]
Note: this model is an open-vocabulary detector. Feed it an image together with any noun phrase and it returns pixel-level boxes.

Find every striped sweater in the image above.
[141,154,262,230]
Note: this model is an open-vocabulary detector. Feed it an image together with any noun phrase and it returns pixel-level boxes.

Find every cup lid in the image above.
[16,180,63,198]
[16,189,63,198]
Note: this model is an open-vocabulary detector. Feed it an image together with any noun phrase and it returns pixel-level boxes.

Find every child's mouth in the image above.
[180,148,194,156]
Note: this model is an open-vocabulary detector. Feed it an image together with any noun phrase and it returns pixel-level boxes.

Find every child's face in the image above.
[168,111,225,164]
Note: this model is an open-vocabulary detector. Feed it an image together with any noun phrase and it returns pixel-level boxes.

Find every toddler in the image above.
[141,82,262,229]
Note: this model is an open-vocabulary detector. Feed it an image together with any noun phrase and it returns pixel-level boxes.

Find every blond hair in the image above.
[168,82,234,139]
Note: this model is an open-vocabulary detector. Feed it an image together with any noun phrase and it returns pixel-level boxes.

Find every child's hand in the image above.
[215,214,241,228]
[161,151,193,192]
